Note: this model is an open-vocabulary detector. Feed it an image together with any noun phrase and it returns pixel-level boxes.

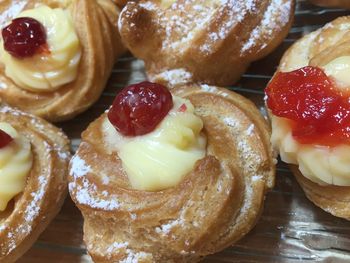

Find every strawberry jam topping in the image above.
[0,129,13,149]
[266,66,350,146]
[2,17,47,58]
[108,81,173,136]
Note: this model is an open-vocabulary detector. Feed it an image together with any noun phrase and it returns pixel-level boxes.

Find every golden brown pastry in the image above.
[112,0,128,7]
[0,104,70,262]
[69,82,275,262]
[118,0,295,87]
[266,16,350,219]
[310,0,350,8]
[0,0,125,122]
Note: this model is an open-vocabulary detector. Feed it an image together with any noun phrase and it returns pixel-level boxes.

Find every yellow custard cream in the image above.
[0,5,81,92]
[103,96,207,191]
[271,116,350,186]
[0,122,32,211]
[322,56,350,88]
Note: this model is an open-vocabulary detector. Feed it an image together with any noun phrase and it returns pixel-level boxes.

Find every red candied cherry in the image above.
[108,81,173,136]
[0,129,13,149]
[2,17,47,58]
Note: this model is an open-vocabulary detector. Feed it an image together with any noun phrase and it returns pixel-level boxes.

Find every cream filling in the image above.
[322,56,350,88]
[271,116,350,186]
[0,5,81,92]
[103,96,207,191]
[0,122,32,211]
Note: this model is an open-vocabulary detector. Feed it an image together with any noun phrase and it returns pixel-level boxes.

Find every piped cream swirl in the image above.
[0,5,81,92]
[103,96,207,191]
[271,116,350,186]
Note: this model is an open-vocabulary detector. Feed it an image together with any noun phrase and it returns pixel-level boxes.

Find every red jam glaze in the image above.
[0,129,13,149]
[266,66,350,146]
[108,81,173,136]
[2,17,47,58]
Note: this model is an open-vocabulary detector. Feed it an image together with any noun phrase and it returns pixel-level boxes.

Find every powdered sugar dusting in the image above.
[106,242,129,254]
[105,241,151,262]
[201,84,218,93]
[121,250,150,263]
[5,173,51,252]
[69,154,120,210]
[252,175,263,181]
[246,124,255,136]
[69,155,91,178]
[200,84,229,97]
[0,105,28,116]
[242,0,292,53]
[237,140,262,170]
[24,175,48,223]
[155,218,185,235]
[154,68,192,86]
[223,117,238,128]
[213,100,265,178]
[129,0,260,53]
[74,186,120,210]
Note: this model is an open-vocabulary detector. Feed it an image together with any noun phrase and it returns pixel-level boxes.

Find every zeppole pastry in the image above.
[69,81,275,262]
[310,0,350,8]
[0,104,70,262]
[118,0,295,87]
[266,16,350,219]
[0,0,125,122]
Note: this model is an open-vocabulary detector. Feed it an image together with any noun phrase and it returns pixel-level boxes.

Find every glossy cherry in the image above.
[0,129,13,149]
[108,81,173,136]
[266,66,350,146]
[2,17,47,58]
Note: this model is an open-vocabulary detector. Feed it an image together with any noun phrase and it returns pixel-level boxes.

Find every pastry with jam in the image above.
[265,16,350,219]
[0,0,125,122]
[69,81,275,262]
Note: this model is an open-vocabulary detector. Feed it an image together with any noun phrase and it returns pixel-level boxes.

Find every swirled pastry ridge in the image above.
[69,85,275,262]
[0,104,70,263]
[119,0,295,87]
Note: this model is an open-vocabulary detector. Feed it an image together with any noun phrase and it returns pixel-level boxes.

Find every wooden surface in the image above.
[17,1,350,262]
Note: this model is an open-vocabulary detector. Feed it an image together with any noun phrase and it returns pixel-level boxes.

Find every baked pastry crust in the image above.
[0,104,70,263]
[0,0,125,122]
[118,0,295,87]
[112,0,128,7]
[291,166,350,220]
[310,0,350,8]
[279,16,350,73]
[69,85,275,262]
[274,16,350,219]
